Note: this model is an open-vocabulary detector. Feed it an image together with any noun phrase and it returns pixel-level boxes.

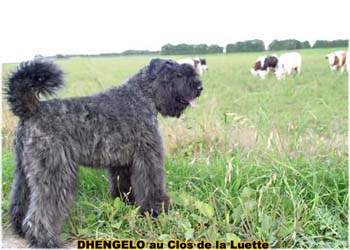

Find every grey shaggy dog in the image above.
[6,58,203,248]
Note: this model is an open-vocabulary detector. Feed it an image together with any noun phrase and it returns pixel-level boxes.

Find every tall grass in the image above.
[1,48,348,248]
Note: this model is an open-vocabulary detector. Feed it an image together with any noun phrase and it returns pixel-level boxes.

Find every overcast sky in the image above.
[0,0,349,62]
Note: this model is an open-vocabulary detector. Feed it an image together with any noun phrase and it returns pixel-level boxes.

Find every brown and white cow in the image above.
[325,51,349,73]
[250,55,279,79]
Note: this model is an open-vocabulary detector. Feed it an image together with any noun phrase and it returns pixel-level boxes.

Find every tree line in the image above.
[161,39,348,55]
[161,44,223,55]
[51,39,347,59]
[54,50,160,59]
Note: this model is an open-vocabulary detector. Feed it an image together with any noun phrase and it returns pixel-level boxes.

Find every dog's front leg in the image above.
[130,143,170,217]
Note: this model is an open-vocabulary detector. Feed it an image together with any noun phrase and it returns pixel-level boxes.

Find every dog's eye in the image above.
[190,81,198,89]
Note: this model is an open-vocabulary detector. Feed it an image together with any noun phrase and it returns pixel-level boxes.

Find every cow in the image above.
[250,55,279,79]
[325,51,349,73]
[178,57,208,76]
[275,52,302,80]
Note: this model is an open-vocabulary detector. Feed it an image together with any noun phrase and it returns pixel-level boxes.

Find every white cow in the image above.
[250,67,268,79]
[325,51,349,73]
[275,52,302,80]
[178,58,207,76]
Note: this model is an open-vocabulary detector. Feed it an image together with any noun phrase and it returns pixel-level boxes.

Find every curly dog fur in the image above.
[6,58,203,248]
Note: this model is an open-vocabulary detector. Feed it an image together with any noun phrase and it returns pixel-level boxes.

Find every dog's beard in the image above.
[158,95,198,118]
[172,92,201,117]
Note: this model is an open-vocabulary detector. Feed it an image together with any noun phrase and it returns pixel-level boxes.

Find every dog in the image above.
[6,58,203,248]
[178,57,208,76]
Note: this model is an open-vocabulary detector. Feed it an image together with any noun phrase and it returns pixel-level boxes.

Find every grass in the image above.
[1,48,348,248]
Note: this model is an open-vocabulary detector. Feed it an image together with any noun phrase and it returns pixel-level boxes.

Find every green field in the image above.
[2,48,348,248]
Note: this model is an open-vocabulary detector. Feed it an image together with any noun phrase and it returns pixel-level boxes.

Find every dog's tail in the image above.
[5,59,64,118]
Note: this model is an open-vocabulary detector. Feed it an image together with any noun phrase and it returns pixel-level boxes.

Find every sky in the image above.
[0,0,349,62]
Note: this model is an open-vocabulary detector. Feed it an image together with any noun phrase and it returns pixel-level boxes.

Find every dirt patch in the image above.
[1,229,28,249]
[1,228,76,249]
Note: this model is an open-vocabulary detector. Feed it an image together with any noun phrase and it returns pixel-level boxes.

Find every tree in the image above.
[268,39,303,51]
[300,41,311,49]
[226,40,265,53]
[207,44,224,53]
[161,43,223,55]
[313,40,348,48]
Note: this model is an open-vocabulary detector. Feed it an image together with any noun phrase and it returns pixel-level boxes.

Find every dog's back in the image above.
[7,60,161,169]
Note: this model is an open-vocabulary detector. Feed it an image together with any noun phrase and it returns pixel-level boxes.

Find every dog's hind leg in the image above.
[108,166,134,204]
[131,142,170,217]
[9,128,30,237]
[22,145,78,248]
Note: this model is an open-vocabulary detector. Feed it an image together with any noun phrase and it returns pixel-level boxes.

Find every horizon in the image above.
[1,0,349,63]
[3,38,348,63]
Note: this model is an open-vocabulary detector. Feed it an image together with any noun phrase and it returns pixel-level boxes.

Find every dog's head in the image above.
[147,58,203,118]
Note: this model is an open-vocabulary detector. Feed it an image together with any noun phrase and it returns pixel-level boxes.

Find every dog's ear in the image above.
[149,58,164,70]
[148,59,177,80]
[179,63,196,77]
[149,58,167,74]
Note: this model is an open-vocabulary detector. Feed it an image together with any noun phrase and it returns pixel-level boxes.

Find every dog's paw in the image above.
[29,238,61,249]
[140,195,170,218]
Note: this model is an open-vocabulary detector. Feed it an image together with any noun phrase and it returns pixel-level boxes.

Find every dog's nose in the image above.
[196,86,203,97]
